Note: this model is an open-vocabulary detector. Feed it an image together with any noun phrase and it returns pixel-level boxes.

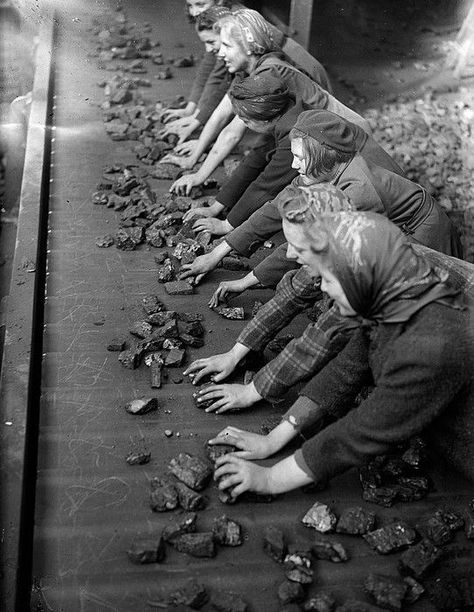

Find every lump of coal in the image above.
[364,573,407,611]
[285,565,314,585]
[302,502,337,533]
[416,513,455,546]
[165,280,194,295]
[127,535,166,564]
[129,320,153,339]
[164,347,185,367]
[180,333,204,348]
[181,320,205,337]
[402,437,427,468]
[398,538,441,577]
[403,577,425,604]
[161,578,209,609]
[173,55,194,67]
[145,226,164,247]
[312,539,348,563]
[158,258,176,283]
[148,310,176,326]
[278,580,305,605]
[152,162,182,180]
[214,306,244,320]
[267,334,294,353]
[153,319,179,339]
[95,234,114,248]
[125,397,158,415]
[213,515,242,546]
[175,481,207,511]
[126,451,151,465]
[115,227,144,250]
[210,590,248,612]
[168,452,212,491]
[263,525,287,563]
[162,512,197,543]
[107,337,126,352]
[336,507,376,535]
[303,593,337,611]
[118,346,143,369]
[363,522,417,554]
[178,311,203,322]
[205,443,237,463]
[173,532,216,557]
[142,294,165,315]
[150,476,179,512]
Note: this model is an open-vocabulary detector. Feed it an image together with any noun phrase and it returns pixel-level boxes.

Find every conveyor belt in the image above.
[1,2,474,611]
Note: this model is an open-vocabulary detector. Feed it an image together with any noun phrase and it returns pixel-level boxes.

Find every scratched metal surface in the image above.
[31,2,474,611]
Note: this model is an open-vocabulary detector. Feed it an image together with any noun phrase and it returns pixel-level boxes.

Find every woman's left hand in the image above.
[193,217,232,235]
[209,426,273,459]
[214,454,271,498]
[197,383,260,414]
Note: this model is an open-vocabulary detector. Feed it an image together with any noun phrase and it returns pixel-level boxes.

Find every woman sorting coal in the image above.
[207,196,474,498]
[169,8,367,197]
[162,3,331,145]
[181,106,461,288]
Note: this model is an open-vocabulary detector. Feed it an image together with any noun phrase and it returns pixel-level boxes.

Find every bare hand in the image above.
[184,351,239,384]
[209,278,247,308]
[162,108,190,122]
[170,173,202,196]
[179,252,217,282]
[214,455,271,498]
[183,206,216,223]
[194,383,258,414]
[174,140,199,157]
[193,217,231,235]
[209,426,273,460]
[160,117,200,144]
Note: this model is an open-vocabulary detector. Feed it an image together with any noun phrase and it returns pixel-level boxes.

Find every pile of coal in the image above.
[359,440,431,507]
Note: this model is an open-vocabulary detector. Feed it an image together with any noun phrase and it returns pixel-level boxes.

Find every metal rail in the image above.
[0,10,55,611]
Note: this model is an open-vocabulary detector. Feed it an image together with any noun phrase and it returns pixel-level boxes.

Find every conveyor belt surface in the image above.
[20,1,474,611]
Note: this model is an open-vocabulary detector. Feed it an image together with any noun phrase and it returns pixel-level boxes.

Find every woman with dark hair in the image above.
[206,201,474,498]
[181,107,461,288]
[169,8,361,196]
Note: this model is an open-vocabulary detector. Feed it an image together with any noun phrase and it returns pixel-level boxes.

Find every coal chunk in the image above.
[142,294,165,315]
[125,397,158,415]
[107,337,126,352]
[178,311,203,322]
[164,347,185,367]
[416,513,455,546]
[398,538,441,577]
[168,452,212,491]
[173,532,216,557]
[364,573,407,611]
[212,515,242,546]
[118,346,142,369]
[115,227,144,250]
[312,539,348,562]
[127,535,166,564]
[403,576,425,604]
[285,565,314,585]
[336,507,376,535]
[129,320,153,339]
[205,443,237,463]
[162,512,197,543]
[302,502,337,533]
[165,280,194,295]
[210,590,248,612]
[158,258,176,283]
[181,320,205,337]
[303,593,337,611]
[126,451,151,465]
[278,580,305,605]
[180,333,204,348]
[263,525,287,563]
[149,578,208,609]
[148,310,176,325]
[214,306,244,320]
[364,522,417,554]
[175,481,207,511]
[150,476,179,512]
[152,162,182,180]
[96,234,114,248]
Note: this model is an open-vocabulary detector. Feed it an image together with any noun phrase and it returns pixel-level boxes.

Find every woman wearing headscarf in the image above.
[207,205,474,498]
[169,8,364,195]
[181,107,460,288]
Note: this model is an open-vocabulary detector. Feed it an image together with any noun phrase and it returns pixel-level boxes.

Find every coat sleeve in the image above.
[225,196,285,257]
[297,313,472,484]
[189,52,216,105]
[216,138,273,211]
[226,138,298,228]
[195,58,232,125]
[253,243,300,288]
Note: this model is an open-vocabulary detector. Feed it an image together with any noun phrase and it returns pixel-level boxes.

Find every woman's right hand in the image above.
[161,107,190,122]
[174,140,199,157]
[209,426,273,460]
[184,350,240,384]
[209,278,249,308]
[179,252,220,283]
[170,173,202,196]
[182,206,216,223]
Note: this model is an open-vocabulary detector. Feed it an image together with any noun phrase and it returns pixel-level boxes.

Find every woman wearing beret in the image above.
[170,8,365,196]
[206,198,474,497]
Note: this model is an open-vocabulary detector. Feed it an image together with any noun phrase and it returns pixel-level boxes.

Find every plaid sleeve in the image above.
[237,267,322,351]
[253,305,359,400]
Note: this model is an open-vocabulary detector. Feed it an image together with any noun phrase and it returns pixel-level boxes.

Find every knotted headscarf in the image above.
[195,6,233,31]
[279,186,463,323]
[278,182,355,221]
[229,72,291,120]
[218,9,279,55]
[292,109,367,154]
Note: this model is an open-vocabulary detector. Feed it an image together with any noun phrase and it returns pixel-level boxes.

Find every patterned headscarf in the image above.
[195,6,233,31]
[279,186,463,322]
[229,73,291,120]
[219,9,278,55]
